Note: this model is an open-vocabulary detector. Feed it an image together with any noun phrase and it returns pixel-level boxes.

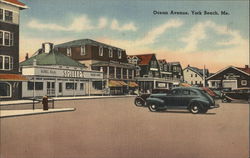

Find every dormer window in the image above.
[67,48,71,56]
[118,50,122,59]
[109,48,113,58]
[4,10,13,22]
[99,46,103,56]
[80,45,86,55]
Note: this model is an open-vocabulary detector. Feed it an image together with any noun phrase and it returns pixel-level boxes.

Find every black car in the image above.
[134,88,169,107]
[146,87,219,114]
[221,88,250,103]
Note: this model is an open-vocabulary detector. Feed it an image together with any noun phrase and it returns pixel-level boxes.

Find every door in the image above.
[47,82,55,96]
[58,82,62,96]
[165,89,183,109]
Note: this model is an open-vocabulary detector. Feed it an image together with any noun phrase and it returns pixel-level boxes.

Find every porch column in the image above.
[114,67,117,79]
[107,66,110,79]
[121,68,123,79]
[127,69,129,79]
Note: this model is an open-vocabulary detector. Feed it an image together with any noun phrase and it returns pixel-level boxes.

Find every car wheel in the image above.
[201,107,208,114]
[189,103,201,114]
[148,103,159,112]
[134,98,144,106]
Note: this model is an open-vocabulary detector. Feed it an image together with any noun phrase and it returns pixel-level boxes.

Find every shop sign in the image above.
[157,83,166,88]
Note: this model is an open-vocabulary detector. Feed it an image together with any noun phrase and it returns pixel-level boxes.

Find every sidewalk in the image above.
[0,108,75,118]
[0,95,136,105]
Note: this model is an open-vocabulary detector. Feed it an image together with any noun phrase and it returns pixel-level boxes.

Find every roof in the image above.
[168,62,181,65]
[55,39,124,50]
[184,66,209,77]
[207,66,250,80]
[0,74,28,81]
[20,50,84,68]
[128,54,155,65]
[2,0,27,9]
[158,59,167,64]
[237,67,250,74]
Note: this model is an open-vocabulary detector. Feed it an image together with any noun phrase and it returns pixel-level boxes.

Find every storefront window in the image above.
[66,83,77,90]
[27,82,43,90]
[0,82,11,98]
[80,83,84,90]
[92,81,103,90]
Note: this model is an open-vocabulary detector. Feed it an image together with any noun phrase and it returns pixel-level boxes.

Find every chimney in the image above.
[245,65,249,68]
[25,53,29,60]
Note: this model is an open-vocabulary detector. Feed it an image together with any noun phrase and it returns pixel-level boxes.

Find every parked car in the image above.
[221,87,250,103]
[134,88,169,107]
[146,87,219,114]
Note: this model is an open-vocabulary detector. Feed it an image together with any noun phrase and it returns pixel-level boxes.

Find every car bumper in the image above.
[210,104,220,109]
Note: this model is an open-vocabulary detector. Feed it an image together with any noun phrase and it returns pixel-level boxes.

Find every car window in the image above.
[182,90,190,95]
[171,89,181,95]
[190,90,197,95]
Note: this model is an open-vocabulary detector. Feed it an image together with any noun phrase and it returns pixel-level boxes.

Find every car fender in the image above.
[188,99,209,108]
[146,97,165,107]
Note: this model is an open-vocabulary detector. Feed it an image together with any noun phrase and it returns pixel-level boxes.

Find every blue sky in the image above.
[19,0,249,72]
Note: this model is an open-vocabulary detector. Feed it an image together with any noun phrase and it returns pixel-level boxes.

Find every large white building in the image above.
[183,65,209,87]
[20,43,104,98]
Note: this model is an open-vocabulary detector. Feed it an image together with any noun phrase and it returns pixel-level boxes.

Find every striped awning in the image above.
[128,82,138,87]
[0,74,28,81]
[109,80,123,87]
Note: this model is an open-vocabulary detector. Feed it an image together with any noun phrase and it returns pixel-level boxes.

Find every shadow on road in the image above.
[151,110,216,115]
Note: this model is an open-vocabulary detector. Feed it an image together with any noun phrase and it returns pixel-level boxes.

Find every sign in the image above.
[23,67,103,79]
[157,82,166,88]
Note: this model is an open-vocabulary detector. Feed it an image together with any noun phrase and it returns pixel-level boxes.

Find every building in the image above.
[128,54,173,92]
[55,39,137,95]
[0,0,27,100]
[207,65,250,90]
[20,43,103,98]
[168,62,184,86]
[183,65,209,87]
[158,59,172,79]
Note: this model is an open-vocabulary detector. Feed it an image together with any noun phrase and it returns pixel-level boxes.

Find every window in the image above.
[118,50,122,59]
[92,81,103,90]
[0,31,3,45]
[171,89,181,95]
[191,74,193,77]
[27,82,43,90]
[65,83,77,90]
[0,30,13,46]
[0,9,3,20]
[4,10,13,22]
[67,48,71,56]
[195,74,197,77]
[241,80,247,86]
[190,90,197,95]
[0,55,13,70]
[80,45,86,55]
[109,48,113,58]
[195,81,198,84]
[80,83,84,90]
[0,82,11,98]
[99,46,103,56]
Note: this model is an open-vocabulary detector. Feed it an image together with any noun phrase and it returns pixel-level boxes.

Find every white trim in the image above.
[207,66,250,80]
[0,55,13,70]
[0,30,14,46]
[80,45,86,56]
[108,48,113,58]
[99,46,103,56]
[0,82,12,98]
[1,0,28,9]
[66,48,71,56]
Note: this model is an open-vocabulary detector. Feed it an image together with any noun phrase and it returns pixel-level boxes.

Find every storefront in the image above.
[21,66,103,98]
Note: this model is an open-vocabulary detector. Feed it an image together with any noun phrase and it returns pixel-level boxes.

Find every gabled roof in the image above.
[237,67,250,74]
[184,66,209,77]
[207,66,250,80]
[158,59,167,64]
[20,50,84,68]
[2,0,27,9]
[55,39,124,50]
[128,54,155,65]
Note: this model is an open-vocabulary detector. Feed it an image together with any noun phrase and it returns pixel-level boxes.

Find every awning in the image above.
[179,83,191,87]
[118,81,128,86]
[0,74,28,81]
[109,80,123,87]
[128,82,138,87]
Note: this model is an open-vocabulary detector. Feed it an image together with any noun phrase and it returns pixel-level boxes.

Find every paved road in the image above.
[0,97,249,158]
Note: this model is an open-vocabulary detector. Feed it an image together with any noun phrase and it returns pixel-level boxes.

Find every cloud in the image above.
[110,19,137,31]
[180,21,248,52]
[27,15,137,32]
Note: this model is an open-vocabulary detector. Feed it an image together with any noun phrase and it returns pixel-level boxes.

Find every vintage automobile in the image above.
[146,87,219,114]
[221,87,250,103]
[134,88,169,107]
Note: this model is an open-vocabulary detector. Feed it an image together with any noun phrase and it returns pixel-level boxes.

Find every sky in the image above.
[19,0,249,72]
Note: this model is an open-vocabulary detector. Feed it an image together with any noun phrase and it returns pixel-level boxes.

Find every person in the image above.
[42,95,49,110]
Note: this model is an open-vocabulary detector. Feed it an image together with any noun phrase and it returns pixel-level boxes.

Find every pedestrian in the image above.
[42,95,49,110]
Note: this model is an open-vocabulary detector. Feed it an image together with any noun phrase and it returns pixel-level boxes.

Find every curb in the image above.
[0,108,76,118]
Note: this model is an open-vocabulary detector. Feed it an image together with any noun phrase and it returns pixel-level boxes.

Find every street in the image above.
[0,97,249,158]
